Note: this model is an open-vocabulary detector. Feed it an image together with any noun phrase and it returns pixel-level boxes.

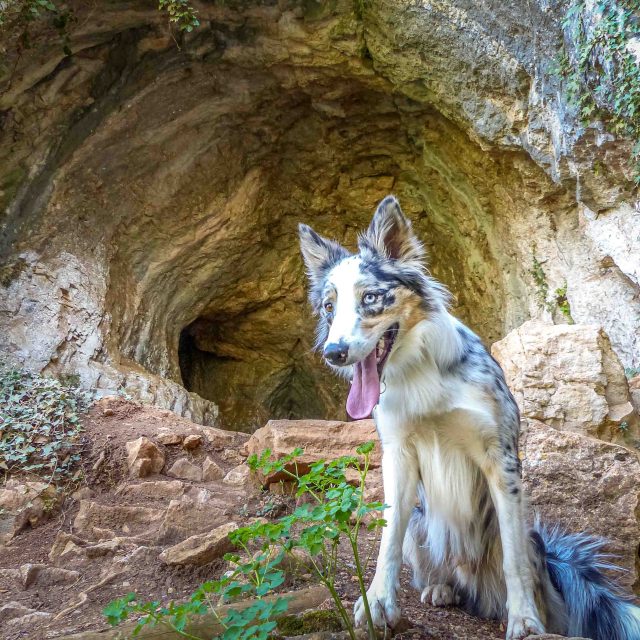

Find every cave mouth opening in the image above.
[178,315,347,433]
[108,76,544,433]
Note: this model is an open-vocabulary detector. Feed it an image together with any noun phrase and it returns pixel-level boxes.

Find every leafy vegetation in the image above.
[104,442,386,640]
[158,0,199,32]
[0,0,199,58]
[554,282,574,323]
[559,0,640,183]
[530,252,574,321]
[0,363,89,484]
[530,252,550,312]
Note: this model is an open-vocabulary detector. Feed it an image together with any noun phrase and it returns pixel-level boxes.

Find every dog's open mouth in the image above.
[346,323,399,421]
[375,323,399,375]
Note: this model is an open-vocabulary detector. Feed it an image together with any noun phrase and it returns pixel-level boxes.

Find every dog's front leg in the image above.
[354,442,418,629]
[485,469,544,640]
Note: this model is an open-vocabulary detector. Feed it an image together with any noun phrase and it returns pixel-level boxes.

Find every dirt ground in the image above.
[0,399,504,640]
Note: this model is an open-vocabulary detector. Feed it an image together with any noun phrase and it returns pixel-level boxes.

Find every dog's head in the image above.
[299,195,449,419]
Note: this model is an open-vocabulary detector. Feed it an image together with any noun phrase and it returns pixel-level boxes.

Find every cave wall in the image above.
[1,0,638,430]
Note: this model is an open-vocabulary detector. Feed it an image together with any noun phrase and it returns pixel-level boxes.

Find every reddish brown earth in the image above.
[0,399,505,640]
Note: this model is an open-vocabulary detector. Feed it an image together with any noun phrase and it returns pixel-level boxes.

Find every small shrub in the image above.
[104,442,386,640]
[554,282,574,323]
[0,364,89,484]
[158,0,199,32]
[530,252,551,312]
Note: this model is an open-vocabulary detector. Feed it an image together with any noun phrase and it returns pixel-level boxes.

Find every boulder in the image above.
[159,522,237,566]
[0,480,61,543]
[202,457,225,482]
[246,419,380,485]
[167,457,203,482]
[19,563,79,588]
[182,434,203,450]
[198,426,248,449]
[125,436,165,477]
[157,430,183,446]
[223,464,251,487]
[521,419,640,591]
[492,321,639,443]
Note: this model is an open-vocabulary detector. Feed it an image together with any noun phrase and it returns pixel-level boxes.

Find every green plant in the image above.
[158,0,200,32]
[559,0,640,183]
[0,364,89,483]
[624,366,640,379]
[105,563,289,640]
[245,441,386,640]
[619,420,629,433]
[530,252,551,312]
[104,443,386,640]
[554,282,574,323]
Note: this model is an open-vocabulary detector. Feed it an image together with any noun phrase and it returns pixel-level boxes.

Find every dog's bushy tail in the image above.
[534,523,640,640]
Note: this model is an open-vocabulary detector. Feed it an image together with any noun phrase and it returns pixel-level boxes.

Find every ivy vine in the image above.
[559,0,640,183]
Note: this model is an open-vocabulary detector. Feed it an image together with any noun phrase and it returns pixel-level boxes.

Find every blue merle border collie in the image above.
[298,195,640,640]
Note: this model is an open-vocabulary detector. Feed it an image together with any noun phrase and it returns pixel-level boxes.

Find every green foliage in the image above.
[554,282,574,323]
[158,0,200,32]
[104,559,289,640]
[624,366,640,379]
[0,0,75,54]
[0,364,89,483]
[559,0,640,183]
[0,0,199,60]
[530,252,550,312]
[105,442,386,640]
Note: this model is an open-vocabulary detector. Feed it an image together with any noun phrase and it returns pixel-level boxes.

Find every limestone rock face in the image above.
[246,419,380,484]
[492,321,639,444]
[522,420,640,591]
[1,0,639,431]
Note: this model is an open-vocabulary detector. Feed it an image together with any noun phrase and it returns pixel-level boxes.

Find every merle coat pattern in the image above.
[298,195,640,640]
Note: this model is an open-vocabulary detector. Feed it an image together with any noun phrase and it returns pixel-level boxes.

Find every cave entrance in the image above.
[178,316,347,432]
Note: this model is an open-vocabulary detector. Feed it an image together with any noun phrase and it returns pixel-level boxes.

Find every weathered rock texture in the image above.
[492,321,639,445]
[1,1,639,430]
[246,418,380,484]
[522,419,640,592]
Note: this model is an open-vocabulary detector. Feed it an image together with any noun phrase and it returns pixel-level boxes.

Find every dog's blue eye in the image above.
[363,293,377,304]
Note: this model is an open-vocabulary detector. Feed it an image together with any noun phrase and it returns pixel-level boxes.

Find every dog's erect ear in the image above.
[359,195,424,262]
[298,223,349,283]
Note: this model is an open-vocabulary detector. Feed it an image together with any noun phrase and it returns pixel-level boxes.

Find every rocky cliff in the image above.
[1,0,639,429]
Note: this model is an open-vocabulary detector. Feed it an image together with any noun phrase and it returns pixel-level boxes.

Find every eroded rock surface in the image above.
[522,419,640,592]
[1,1,639,430]
[492,321,639,444]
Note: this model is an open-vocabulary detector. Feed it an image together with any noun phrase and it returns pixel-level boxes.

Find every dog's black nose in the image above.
[324,341,349,365]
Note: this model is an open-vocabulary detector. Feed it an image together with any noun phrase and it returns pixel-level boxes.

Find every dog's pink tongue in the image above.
[346,349,380,420]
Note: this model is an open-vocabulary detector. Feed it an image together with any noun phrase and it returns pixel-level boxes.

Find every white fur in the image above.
[353,310,544,640]
[325,257,379,363]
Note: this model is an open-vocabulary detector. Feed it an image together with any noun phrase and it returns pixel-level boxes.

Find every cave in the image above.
[2,0,639,431]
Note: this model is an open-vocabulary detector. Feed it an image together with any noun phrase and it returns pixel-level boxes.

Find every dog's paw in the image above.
[420,583,458,607]
[505,614,544,640]
[354,584,401,629]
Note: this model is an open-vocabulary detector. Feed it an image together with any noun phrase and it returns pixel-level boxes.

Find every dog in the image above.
[299,195,640,640]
